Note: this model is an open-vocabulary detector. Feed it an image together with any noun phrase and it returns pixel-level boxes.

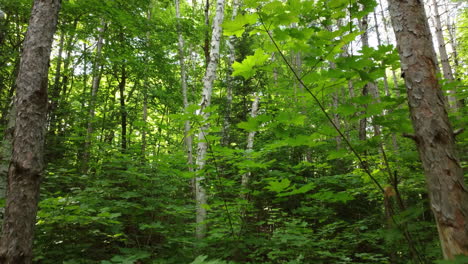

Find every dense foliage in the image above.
[0,0,466,263]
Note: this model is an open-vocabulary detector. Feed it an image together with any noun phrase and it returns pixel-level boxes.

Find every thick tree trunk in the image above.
[388,0,468,259]
[195,0,225,240]
[0,0,61,263]
[431,0,457,110]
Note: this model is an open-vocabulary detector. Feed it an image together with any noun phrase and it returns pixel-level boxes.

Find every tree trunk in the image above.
[431,0,457,110]
[176,0,194,174]
[203,0,210,67]
[241,93,259,193]
[119,65,127,152]
[195,0,225,240]
[387,0,468,259]
[373,9,390,96]
[0,104,15,216]
[221,0,240,146]
[82,21,106,173]
[0,0,61,263]
[378,0,400,95]
[360,14,381,136]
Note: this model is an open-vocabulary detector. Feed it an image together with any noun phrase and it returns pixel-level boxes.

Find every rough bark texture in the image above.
[195,0,225,240]
[0,0,61,262]
[388,0,468,259]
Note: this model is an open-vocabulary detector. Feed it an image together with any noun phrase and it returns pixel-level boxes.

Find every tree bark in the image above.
[195,0,225,240]
[387,0,468,259]
[0,0,61,262]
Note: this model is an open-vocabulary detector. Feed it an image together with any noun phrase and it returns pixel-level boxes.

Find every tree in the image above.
[387,0,468,259]
[195,0,225,239]
[0,0,61,263]
[431,0,457,110]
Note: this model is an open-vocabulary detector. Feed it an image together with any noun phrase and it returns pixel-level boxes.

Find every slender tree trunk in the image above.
[241,93,259,194]
[222,0,240,146]
[203,0,210,67]
[358,84,368,141]
[388,0,468,259]
[360,14,381,136]
[444,7,459,79]
[195,0,225,240]
[0,10,5,45]
[378,0,400,95]
[0,104,15,216]
[373,9,390,96]
[176,0,194,174]
[0,0,61,262]
[82,21,106,172]
[431,0,457,110]
[142,10,152,155]
[119,65,127,152]
[332,93,341,148]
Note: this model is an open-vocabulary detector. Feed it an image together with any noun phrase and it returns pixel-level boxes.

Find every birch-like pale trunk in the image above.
[82,21,106,173]
[388,0,468,259]
[176,0,194,174]
[241,93,259,194]
[431,0,457,110]
[378,0,400,95]
[222,0,240,146]
[372,9,390,96]
[195,0,225,240]
[360,14,381,136]
[443,0,460,81]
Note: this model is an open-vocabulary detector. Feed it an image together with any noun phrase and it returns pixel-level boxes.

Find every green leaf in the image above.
[222,14,258,37]
[232,49,269,79]
[266,178,291,193]
[277,182,316,197]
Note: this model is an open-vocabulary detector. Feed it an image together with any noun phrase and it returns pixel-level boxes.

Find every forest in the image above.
[0,0,467,263]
